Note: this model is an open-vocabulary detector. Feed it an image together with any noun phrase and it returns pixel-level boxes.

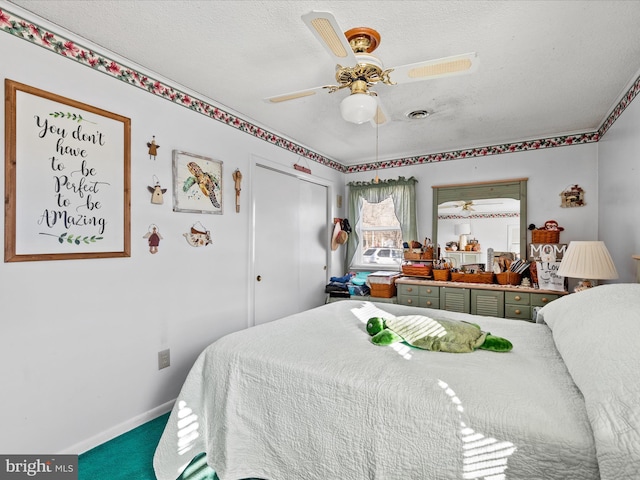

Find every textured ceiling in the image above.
[6,0,640,167]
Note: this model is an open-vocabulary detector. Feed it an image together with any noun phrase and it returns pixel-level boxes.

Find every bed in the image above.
[154,283,640,480]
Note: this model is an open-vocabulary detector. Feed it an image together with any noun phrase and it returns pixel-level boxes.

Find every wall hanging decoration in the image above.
[183,222,212,247]
[232,169,242,213]
[147,135,159,160]
[4,79,131,262]
[143,224,162,254]
[172,150,223,214]
[560,184,585,208]
[148,175,167,205]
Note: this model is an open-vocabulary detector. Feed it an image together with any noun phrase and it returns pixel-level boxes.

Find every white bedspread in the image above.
[154,300,598,480]
[537,284,640,480]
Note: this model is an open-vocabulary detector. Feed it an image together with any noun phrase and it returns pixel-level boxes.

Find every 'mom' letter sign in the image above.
[4,80,131,262]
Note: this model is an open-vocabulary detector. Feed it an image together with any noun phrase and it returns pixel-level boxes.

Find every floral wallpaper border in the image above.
[438,213,520,220]
[1,6,637,175]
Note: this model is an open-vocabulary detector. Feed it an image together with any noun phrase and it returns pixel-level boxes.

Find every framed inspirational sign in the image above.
[4,80,131,262]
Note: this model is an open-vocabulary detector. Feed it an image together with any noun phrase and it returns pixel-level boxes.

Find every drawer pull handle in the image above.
[427,289,432,293]
[407,287,413,293]
[426,301,432,306]
[514,309,521,315]
[514,295,521,301]
[407,299,413,304]
[541,297,548,303]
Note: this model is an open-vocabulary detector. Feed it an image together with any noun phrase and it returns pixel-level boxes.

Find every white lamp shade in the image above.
[340,93,377,124]
[556,241,619,280]
[455,223,471,235]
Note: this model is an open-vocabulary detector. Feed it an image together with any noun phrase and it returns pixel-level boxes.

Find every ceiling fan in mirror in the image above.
[265,11,479,126]
[440,200,505,213]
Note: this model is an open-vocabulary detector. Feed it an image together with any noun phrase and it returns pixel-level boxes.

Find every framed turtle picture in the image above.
[172,150,223,214]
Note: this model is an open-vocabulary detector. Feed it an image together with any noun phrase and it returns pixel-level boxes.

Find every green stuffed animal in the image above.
[366,314,512,353]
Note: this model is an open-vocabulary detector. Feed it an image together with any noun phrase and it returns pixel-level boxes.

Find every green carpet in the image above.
[78,412,218,480]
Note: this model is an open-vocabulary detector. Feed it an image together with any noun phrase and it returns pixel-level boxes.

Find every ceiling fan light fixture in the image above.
[340,92,378,124]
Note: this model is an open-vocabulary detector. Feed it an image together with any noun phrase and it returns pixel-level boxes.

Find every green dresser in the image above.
[397,283,440,309]
[395,277,565,322]
[471,289,505,317]
[504,291,561,321]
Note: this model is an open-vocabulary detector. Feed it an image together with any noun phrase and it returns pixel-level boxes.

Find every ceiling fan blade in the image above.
[301,11,358,65]
[389,52,478,84]
[264,85,329,103]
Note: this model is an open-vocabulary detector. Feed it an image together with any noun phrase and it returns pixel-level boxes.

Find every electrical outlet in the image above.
[158,349,170,370]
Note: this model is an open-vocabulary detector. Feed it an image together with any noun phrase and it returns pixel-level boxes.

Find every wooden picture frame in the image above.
[172,150,223,214]
[4,80,131,262]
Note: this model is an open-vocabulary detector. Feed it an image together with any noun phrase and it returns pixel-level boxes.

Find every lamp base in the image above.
[574,279,596,293]
[459,234,468,251]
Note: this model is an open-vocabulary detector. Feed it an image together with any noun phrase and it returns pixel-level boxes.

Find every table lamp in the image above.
[556,241,619,291]
[455,223,471,251]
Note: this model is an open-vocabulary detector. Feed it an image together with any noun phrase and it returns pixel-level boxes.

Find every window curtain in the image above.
[345,176,418,267]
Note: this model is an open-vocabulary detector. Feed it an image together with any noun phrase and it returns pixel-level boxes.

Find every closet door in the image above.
[298,178,330,312]
[253,164,328,326]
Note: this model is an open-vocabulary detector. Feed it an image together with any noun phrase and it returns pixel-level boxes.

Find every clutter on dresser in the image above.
[401,238,436,277]
[432,259,452,281]
[528,241,568,292]
[529,220,564,244]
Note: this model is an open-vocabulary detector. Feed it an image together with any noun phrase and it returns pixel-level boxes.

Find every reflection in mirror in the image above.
[432,179,527,268]
[438,198,520,265]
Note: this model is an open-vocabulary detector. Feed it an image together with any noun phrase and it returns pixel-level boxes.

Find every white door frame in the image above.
[247,154,335,328]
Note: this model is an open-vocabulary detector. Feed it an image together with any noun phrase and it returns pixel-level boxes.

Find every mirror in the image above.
[432,178,527,268]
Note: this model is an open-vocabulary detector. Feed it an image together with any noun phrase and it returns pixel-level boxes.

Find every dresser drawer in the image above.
[397,283,439,296]
[420,296,440,309]
[531,293,560,307]
[397,295,439,309]
[420,285,440,298]
[397,284,419,296]
[505,292,530,305]
[398,294,419,306]
[505,304,532,321]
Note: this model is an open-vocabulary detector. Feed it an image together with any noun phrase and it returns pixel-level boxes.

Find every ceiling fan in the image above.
[440,200,503,212]
[265,11,478,126]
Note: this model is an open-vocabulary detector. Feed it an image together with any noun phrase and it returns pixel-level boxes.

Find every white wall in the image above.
[347,142,600,253]
[0,25,343,454]
[598,92,640,283]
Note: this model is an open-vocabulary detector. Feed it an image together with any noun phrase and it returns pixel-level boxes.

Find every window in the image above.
[346,177,418,268]
[357,197,403,266]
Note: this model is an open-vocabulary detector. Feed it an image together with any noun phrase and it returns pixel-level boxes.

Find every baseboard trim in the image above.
[59,399,176,454]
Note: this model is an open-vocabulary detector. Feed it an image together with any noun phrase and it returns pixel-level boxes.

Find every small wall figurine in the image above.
[148,176,167,205]
[560,184,585,208]
[147,136,160,160]
[232,169,242,213]
[184,222,212,247]
[143,224,163,254]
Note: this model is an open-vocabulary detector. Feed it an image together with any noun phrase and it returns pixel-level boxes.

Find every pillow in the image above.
[536,283,640,477]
